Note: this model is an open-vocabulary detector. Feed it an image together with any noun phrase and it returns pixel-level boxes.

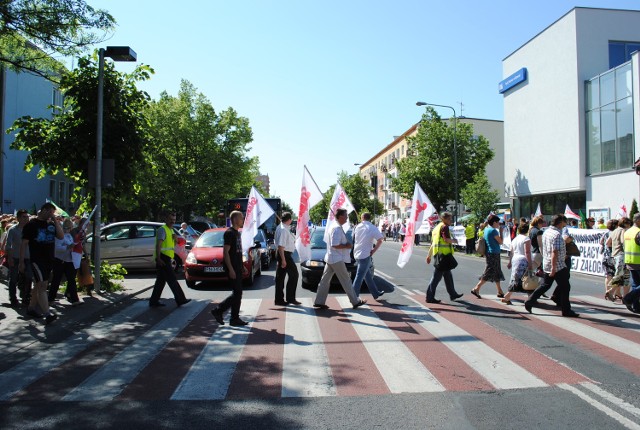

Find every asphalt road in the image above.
[1,240,639,430]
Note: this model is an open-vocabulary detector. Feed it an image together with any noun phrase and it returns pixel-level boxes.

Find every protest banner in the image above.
[566,228,607,277]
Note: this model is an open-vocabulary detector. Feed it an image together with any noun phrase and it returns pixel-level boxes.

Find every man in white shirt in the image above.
[274,212,300,306]
[313,208,366,310]
[352,212,384,299]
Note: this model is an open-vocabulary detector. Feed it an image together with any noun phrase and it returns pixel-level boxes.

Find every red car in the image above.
[183,228,261,288]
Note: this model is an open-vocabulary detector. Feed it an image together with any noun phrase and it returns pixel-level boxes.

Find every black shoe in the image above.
[450,293,464,301]
[274,300,289,306]
[287,300,302,305]
[45,313,58,325]
[211,308,225,325]
[470,289,482,299]
[426,298,441,304]
[229,318,249,326]
[313,304,329,310]
[26,308,43,318]
[176,298,191,307]
[353,299,367,309]
[541,294,550,299]
[562,311,580,318]
[149,301,166,307]
[524,301,533,314]
[497,293,505,299]
[550,296,559,306]
[10,298,20,308]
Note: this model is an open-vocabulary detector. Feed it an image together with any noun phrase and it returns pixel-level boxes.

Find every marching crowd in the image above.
[0,203,90,325]
[3,204,640,327]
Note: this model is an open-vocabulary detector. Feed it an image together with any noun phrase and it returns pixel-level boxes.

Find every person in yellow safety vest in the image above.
[622,213,640,313]
[425,211,463,304]
[149,211,190,308]
[464,222,476,254]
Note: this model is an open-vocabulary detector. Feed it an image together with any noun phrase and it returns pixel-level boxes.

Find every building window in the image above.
[609,41,640,69]
[49,180,56,201]
[518,192,586,220]
[586,61,634,174]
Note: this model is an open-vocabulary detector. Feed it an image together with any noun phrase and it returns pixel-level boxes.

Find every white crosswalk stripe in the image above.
[63,300,209,401]
[336,296,445,393]
[0,301,149,401]
[402,295,547,390]
[281,297,336,397]
[488,297,640,360]
[170,299,261,400]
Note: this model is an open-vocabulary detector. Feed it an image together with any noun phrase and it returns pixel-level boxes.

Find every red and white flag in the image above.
[564,204,580,220]
[241,186,275,252]
[323,183,356,245]
[295,166,323,262]
[397,182,436,268]
[617,202,628,219]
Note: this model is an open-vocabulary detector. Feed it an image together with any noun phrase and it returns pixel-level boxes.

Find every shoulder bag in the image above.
[566,240,581,257]
[433,252,458,271]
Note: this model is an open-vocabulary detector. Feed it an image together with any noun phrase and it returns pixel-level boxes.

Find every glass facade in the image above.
[585,61,634,175]
[517,192,586,221]
[609,41,640,69]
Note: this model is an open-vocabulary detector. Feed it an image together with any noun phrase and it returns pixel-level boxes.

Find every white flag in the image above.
[534,203,542,217]
[323,183,356,245]
[397,182,436,268]
[617,202,628,219]
[295,166,324,262]
[241,186,275,252]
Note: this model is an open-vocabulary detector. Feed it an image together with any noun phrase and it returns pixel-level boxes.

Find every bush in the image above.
[99,261,127,292]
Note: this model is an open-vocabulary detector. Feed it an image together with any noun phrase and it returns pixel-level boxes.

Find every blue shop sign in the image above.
[498,68,527,94]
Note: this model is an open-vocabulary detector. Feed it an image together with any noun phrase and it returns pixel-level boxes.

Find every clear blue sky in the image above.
[88,0,638,213]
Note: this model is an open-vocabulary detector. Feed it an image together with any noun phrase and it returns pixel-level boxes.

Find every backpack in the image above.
[475,236,486,257]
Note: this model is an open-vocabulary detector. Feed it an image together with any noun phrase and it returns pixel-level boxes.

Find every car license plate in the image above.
[204,266,224,273]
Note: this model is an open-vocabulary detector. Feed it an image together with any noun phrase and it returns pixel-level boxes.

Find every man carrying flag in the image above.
[324,183,356,245]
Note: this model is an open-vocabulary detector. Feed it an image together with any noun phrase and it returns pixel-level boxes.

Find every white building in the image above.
[0,68,74,214]
[502,7,640,220]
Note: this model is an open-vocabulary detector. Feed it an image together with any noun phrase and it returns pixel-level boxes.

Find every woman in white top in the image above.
[48,218,82,305]
[502,222,532,305]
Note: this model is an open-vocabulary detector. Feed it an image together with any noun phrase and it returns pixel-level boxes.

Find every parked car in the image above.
[188,221,217,234]
[300,226,374,291]
[183,228,261,288]
[175,224,200,249]
[253,228,272,270]
[84,221,187,270]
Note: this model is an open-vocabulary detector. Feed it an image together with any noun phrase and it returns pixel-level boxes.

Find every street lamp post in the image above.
[94,46,137,292]
[416,101,458,223]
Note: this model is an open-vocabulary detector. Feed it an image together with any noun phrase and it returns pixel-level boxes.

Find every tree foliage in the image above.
[8,53,153,216]
[309,171,382,225]
[0,0,115,79]
[460,171,499,220]
[139,80,258,220]
[392,107,494,212]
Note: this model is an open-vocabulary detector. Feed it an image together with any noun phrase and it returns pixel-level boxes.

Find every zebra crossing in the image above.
[1,291,640,403]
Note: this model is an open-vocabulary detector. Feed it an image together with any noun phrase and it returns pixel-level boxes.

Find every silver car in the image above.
[84,221,186,270]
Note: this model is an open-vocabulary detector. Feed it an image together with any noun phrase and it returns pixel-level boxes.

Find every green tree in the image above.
[630,198,638,219]
[140,80,258,220]
[9,53,153,218]
[460,171,499,220]
[392,107,494,212]
[309,171,381,225]
[0,0,115,79]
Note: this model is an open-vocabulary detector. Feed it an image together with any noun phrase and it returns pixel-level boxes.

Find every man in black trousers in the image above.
[274,212,300,306]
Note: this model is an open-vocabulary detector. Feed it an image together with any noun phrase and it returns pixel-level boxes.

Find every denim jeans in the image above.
[623,269,640,310]
[352,256,381,298]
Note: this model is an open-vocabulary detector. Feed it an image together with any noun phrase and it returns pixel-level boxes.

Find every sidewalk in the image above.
[0,275,156,367]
